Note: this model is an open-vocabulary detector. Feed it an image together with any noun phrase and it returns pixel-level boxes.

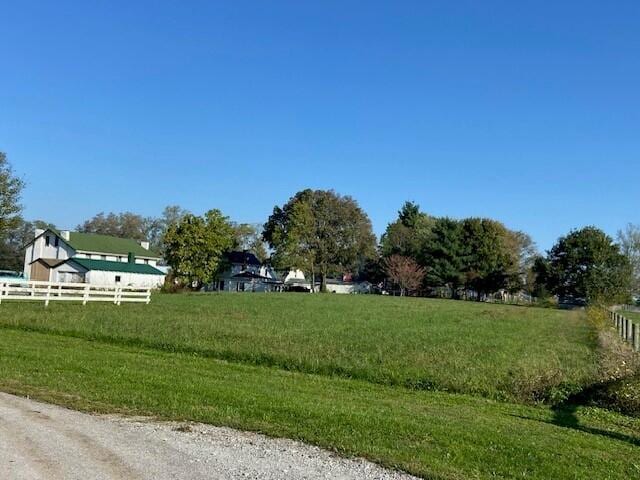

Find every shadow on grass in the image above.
[513,384,640,448]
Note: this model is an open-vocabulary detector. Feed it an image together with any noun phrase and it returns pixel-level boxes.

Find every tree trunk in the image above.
[310,264,316,293]
[320,266,327,293]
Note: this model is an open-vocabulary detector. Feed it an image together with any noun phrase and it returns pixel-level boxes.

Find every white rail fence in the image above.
[608,308,640,352]
[0,281,151,306]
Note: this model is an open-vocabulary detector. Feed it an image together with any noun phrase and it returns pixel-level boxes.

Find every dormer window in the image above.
[54,236,59,247]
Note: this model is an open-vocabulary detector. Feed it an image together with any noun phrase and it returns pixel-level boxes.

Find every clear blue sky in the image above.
[1,1,638,251]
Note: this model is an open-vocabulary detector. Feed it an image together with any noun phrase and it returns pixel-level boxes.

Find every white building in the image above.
[23,229,165,288]
[213,251,281,292]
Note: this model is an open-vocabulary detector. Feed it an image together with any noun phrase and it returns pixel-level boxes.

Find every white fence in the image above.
[0,280,151,306]
[608,309,640,352]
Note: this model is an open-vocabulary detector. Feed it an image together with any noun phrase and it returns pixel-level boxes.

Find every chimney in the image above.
[35,228,45,238]
[139,240,150,250]
[60,230,70,241]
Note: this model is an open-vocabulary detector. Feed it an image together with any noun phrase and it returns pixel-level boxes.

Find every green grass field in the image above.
[1,328,639,480]
[0,294,598,402]
[1,293,638,479]
[622,310,640,323]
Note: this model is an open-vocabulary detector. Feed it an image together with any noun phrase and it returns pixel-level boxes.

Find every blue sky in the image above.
[1,1,638,251]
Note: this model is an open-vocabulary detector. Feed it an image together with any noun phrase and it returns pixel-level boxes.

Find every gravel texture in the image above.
[0,392,418,479]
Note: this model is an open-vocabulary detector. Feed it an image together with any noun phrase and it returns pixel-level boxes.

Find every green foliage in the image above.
[0,218,56,270]
[545,226,632,305]
[617,223,640,294]
[263,189,377,291]
[460,218,520,296]
[233,223,268,261]
[380,201,433,258]
[163,209,235,287]
[0,152,25,239]
[420,217,465,296]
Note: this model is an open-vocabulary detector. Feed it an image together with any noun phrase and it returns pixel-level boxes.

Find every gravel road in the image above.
[0,392,417,480]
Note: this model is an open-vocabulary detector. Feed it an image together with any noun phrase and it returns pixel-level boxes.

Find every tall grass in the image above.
[0,293,599,402]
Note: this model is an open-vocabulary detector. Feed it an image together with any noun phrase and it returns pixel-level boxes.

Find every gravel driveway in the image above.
[0,392,417,480]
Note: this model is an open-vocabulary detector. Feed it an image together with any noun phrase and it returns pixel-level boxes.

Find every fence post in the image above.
[616,314,622,336]
[634,323,640,352]
[45,283,51,307]
[83,284,90,305]
[626,317,633,342]
[0,282,3,304]
[145,288,151,305]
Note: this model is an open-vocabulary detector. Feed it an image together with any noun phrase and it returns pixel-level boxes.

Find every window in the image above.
[45,236,50,246]
[144,259,149,264]
[101,255,106,260]
[54,237,59,247]
[115,275,121,283]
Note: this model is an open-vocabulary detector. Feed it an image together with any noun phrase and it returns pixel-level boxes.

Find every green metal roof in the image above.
[70,258,165,275]
[65,232,161,258]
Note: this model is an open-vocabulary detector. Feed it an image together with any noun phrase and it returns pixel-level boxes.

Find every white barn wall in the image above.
[85,270,165,288]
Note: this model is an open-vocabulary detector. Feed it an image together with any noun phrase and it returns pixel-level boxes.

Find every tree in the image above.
[263,189,377,292]
[545,226,632,305]
[461,218,518,299]
[420,217,465,297]
[383,254,426,296]
[144,205,190,253]
[617,223,640,294]
[0,219,56,270]
[380,201,433,258]
[233,223,268,261]
[163,209,236,288]
[0,152,25,239]
[77,212,147,240]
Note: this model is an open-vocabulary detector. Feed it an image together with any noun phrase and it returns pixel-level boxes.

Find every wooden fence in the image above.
[0,280,151,306]
[608,308,640,352]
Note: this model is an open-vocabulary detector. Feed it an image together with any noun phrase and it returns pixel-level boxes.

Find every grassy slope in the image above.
[1,329,639,480]
[622,310,640,323]
[0,294,599,402]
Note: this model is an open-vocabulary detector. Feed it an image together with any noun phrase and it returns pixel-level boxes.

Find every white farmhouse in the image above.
[213,251,281,292]
[23,229,165,288]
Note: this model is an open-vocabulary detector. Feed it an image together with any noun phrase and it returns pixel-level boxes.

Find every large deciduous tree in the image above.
[263,189,376,292]
[545,226,632,305]
[0,152,25,239]
[383,254,426,296]
[163,209,236,288]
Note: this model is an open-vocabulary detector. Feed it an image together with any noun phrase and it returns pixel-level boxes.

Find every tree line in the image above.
[0,151,637,304]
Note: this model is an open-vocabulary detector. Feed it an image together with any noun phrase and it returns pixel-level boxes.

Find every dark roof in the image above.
[225,251,262,266]
[30,258,66,268]
[70,258,165,275]
[232,271,281,283]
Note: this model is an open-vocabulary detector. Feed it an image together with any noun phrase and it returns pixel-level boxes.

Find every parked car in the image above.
[0,270,27,283]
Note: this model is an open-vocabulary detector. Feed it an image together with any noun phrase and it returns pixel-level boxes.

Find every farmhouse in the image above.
[23,229,165,287]
[213,250,281,292]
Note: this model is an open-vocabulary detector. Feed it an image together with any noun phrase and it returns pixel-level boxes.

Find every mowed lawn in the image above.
[1,329,639,480]
[0,294,599,402]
